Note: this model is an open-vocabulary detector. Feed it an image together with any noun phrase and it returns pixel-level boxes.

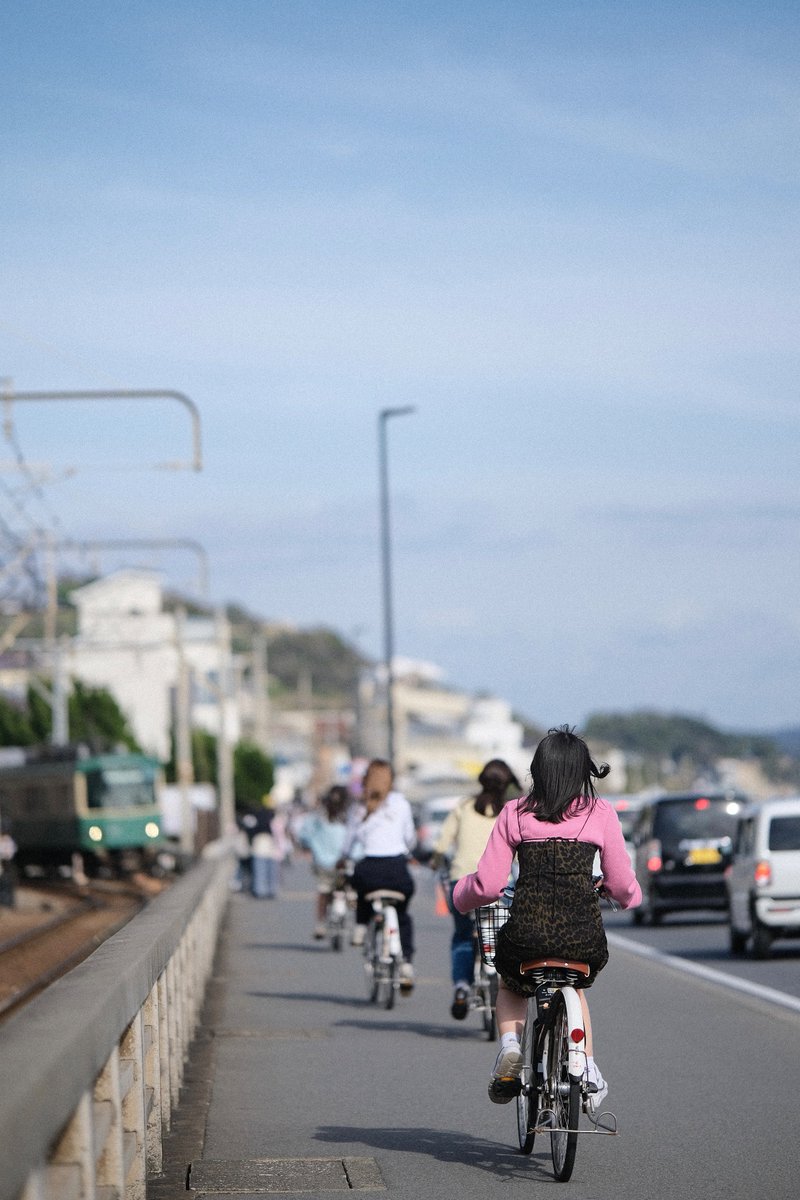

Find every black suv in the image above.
[631,791,748,924]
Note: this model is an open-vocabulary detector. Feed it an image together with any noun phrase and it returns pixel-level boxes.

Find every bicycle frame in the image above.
[362,889,404,1009]
[516,961,616,1182]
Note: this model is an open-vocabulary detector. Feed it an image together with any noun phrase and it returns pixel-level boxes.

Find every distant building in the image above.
[358,660,531,789]
[65,570,238,761]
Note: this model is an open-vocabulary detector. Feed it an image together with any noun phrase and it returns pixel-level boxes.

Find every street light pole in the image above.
[378,406,415,772]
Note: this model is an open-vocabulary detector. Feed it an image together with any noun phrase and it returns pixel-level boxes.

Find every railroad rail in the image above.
[0,847,233,1200]
[0,883,146,1020]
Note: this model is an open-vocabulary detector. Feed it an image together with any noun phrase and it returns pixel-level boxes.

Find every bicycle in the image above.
[511,885,619,1182]
[362,888,405,1010]
[472,898,511,1039]
[325,874,353,952]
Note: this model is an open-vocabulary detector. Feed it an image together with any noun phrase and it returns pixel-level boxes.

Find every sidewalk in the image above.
[145,857,538,1198]
[146,858,440,1198]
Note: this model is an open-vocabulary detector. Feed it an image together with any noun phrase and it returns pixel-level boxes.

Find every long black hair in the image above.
[473,758,521,818]
[520,725,610,823]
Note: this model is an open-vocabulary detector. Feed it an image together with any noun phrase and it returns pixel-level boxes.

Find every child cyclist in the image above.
[299,785,352,939]
[453,726,641,1109]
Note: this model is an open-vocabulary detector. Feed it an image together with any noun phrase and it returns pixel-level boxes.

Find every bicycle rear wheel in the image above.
[381,957,398,1010]
[546,991,580,1181]
[516,1000,538,1155]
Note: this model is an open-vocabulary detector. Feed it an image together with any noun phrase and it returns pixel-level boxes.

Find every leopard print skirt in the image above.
[494,838,609,995]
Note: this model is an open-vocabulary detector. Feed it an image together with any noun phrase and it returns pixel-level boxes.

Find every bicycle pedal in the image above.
[488,1077,522,1102]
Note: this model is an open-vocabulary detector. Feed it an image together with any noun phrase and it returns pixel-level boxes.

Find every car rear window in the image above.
[652,797,742,847]
[768,816,800,852]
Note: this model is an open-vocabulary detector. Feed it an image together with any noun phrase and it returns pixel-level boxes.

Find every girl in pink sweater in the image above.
[453,726,641,1108]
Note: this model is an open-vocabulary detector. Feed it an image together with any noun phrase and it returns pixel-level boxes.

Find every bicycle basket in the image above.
[475,902,510,966]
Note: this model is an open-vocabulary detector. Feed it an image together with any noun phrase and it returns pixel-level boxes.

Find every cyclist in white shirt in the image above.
[341,759,417,991]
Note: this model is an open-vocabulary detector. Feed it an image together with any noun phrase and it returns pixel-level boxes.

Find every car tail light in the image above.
[645,838,662,873]
[754,860,772,887]
[570,1027,585,1043]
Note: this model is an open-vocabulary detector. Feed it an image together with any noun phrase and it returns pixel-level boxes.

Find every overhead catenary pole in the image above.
[174,606,195,856]
[1,386,203,471]
[214,608,236,841]
[378,406,416,772]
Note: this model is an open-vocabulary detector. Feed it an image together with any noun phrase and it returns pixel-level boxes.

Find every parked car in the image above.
[726,796,800,958]
[631,791,748,924]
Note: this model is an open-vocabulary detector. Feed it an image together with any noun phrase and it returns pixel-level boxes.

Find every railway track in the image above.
[0,881,152,1022]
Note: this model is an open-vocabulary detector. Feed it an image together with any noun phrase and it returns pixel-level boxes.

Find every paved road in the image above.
[605,906,800,1002]
[197,859,800,1199]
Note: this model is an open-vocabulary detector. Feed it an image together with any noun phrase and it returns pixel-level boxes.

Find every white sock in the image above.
[500,1032,520,1050]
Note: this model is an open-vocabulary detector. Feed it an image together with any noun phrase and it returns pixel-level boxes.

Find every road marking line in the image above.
[607,932,800,1016]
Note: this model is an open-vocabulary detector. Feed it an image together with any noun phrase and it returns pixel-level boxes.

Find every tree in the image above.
[234,740,275,810]
[0,695,35,746]
[67,680,141,752]
[0,682,140,753]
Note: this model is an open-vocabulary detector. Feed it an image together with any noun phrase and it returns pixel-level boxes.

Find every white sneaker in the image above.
[350,924,366,947]
[399,961,414,992]
[488,1041,523,1104]
[586,1060,609,1112]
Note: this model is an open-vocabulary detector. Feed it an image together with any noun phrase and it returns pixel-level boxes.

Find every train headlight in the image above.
[145,821,160,839]
[88,825,104,842]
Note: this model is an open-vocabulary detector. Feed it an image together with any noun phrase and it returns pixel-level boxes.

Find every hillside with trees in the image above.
[585,710,800,790]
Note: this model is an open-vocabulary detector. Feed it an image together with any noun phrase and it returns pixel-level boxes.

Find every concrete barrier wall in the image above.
[0,850,233,1200]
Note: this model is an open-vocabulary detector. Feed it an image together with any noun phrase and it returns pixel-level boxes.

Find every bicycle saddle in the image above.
[519,958,591,977]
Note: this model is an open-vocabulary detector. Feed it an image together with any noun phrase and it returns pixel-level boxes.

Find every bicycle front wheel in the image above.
[485,974,499,1040]
[473,959,495,1038]
[516,1000,538,1155]
[546,991,580,1182]
[364,925,380,1002]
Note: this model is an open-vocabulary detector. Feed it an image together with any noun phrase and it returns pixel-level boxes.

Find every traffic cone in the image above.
[435,880,450,917]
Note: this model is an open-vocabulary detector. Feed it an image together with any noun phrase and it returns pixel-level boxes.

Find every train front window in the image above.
[85,767,156,809]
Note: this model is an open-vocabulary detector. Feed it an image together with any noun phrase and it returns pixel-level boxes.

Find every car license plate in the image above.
[686,846,722,866]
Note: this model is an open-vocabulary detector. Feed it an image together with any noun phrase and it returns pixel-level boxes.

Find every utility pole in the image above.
[251,626,271,755]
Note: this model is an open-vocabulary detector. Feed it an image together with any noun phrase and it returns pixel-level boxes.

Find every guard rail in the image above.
[0,848,233,1200]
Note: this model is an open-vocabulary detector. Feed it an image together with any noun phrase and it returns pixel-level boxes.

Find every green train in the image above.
[0,747,163,873]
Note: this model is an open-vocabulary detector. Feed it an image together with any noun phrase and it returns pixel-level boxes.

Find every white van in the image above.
[727,796,800,958]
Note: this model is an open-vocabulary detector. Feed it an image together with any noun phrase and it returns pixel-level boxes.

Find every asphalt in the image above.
[147,856,516,1200]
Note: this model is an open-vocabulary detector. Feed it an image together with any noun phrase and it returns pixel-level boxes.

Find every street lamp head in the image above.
[380,406,416,421]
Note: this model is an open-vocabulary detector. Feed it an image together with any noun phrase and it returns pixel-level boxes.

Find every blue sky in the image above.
[1,1,798,732]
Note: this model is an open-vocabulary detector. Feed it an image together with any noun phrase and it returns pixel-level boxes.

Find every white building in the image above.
[65,570,239,762]
[358,660,531,790]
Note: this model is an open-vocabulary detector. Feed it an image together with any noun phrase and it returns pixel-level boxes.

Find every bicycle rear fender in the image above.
[560,986,587,1081]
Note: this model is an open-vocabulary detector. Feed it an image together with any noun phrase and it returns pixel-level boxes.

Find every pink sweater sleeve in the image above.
[453,803,517,913]
[452,798,641,913]
[597,805,642,909]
